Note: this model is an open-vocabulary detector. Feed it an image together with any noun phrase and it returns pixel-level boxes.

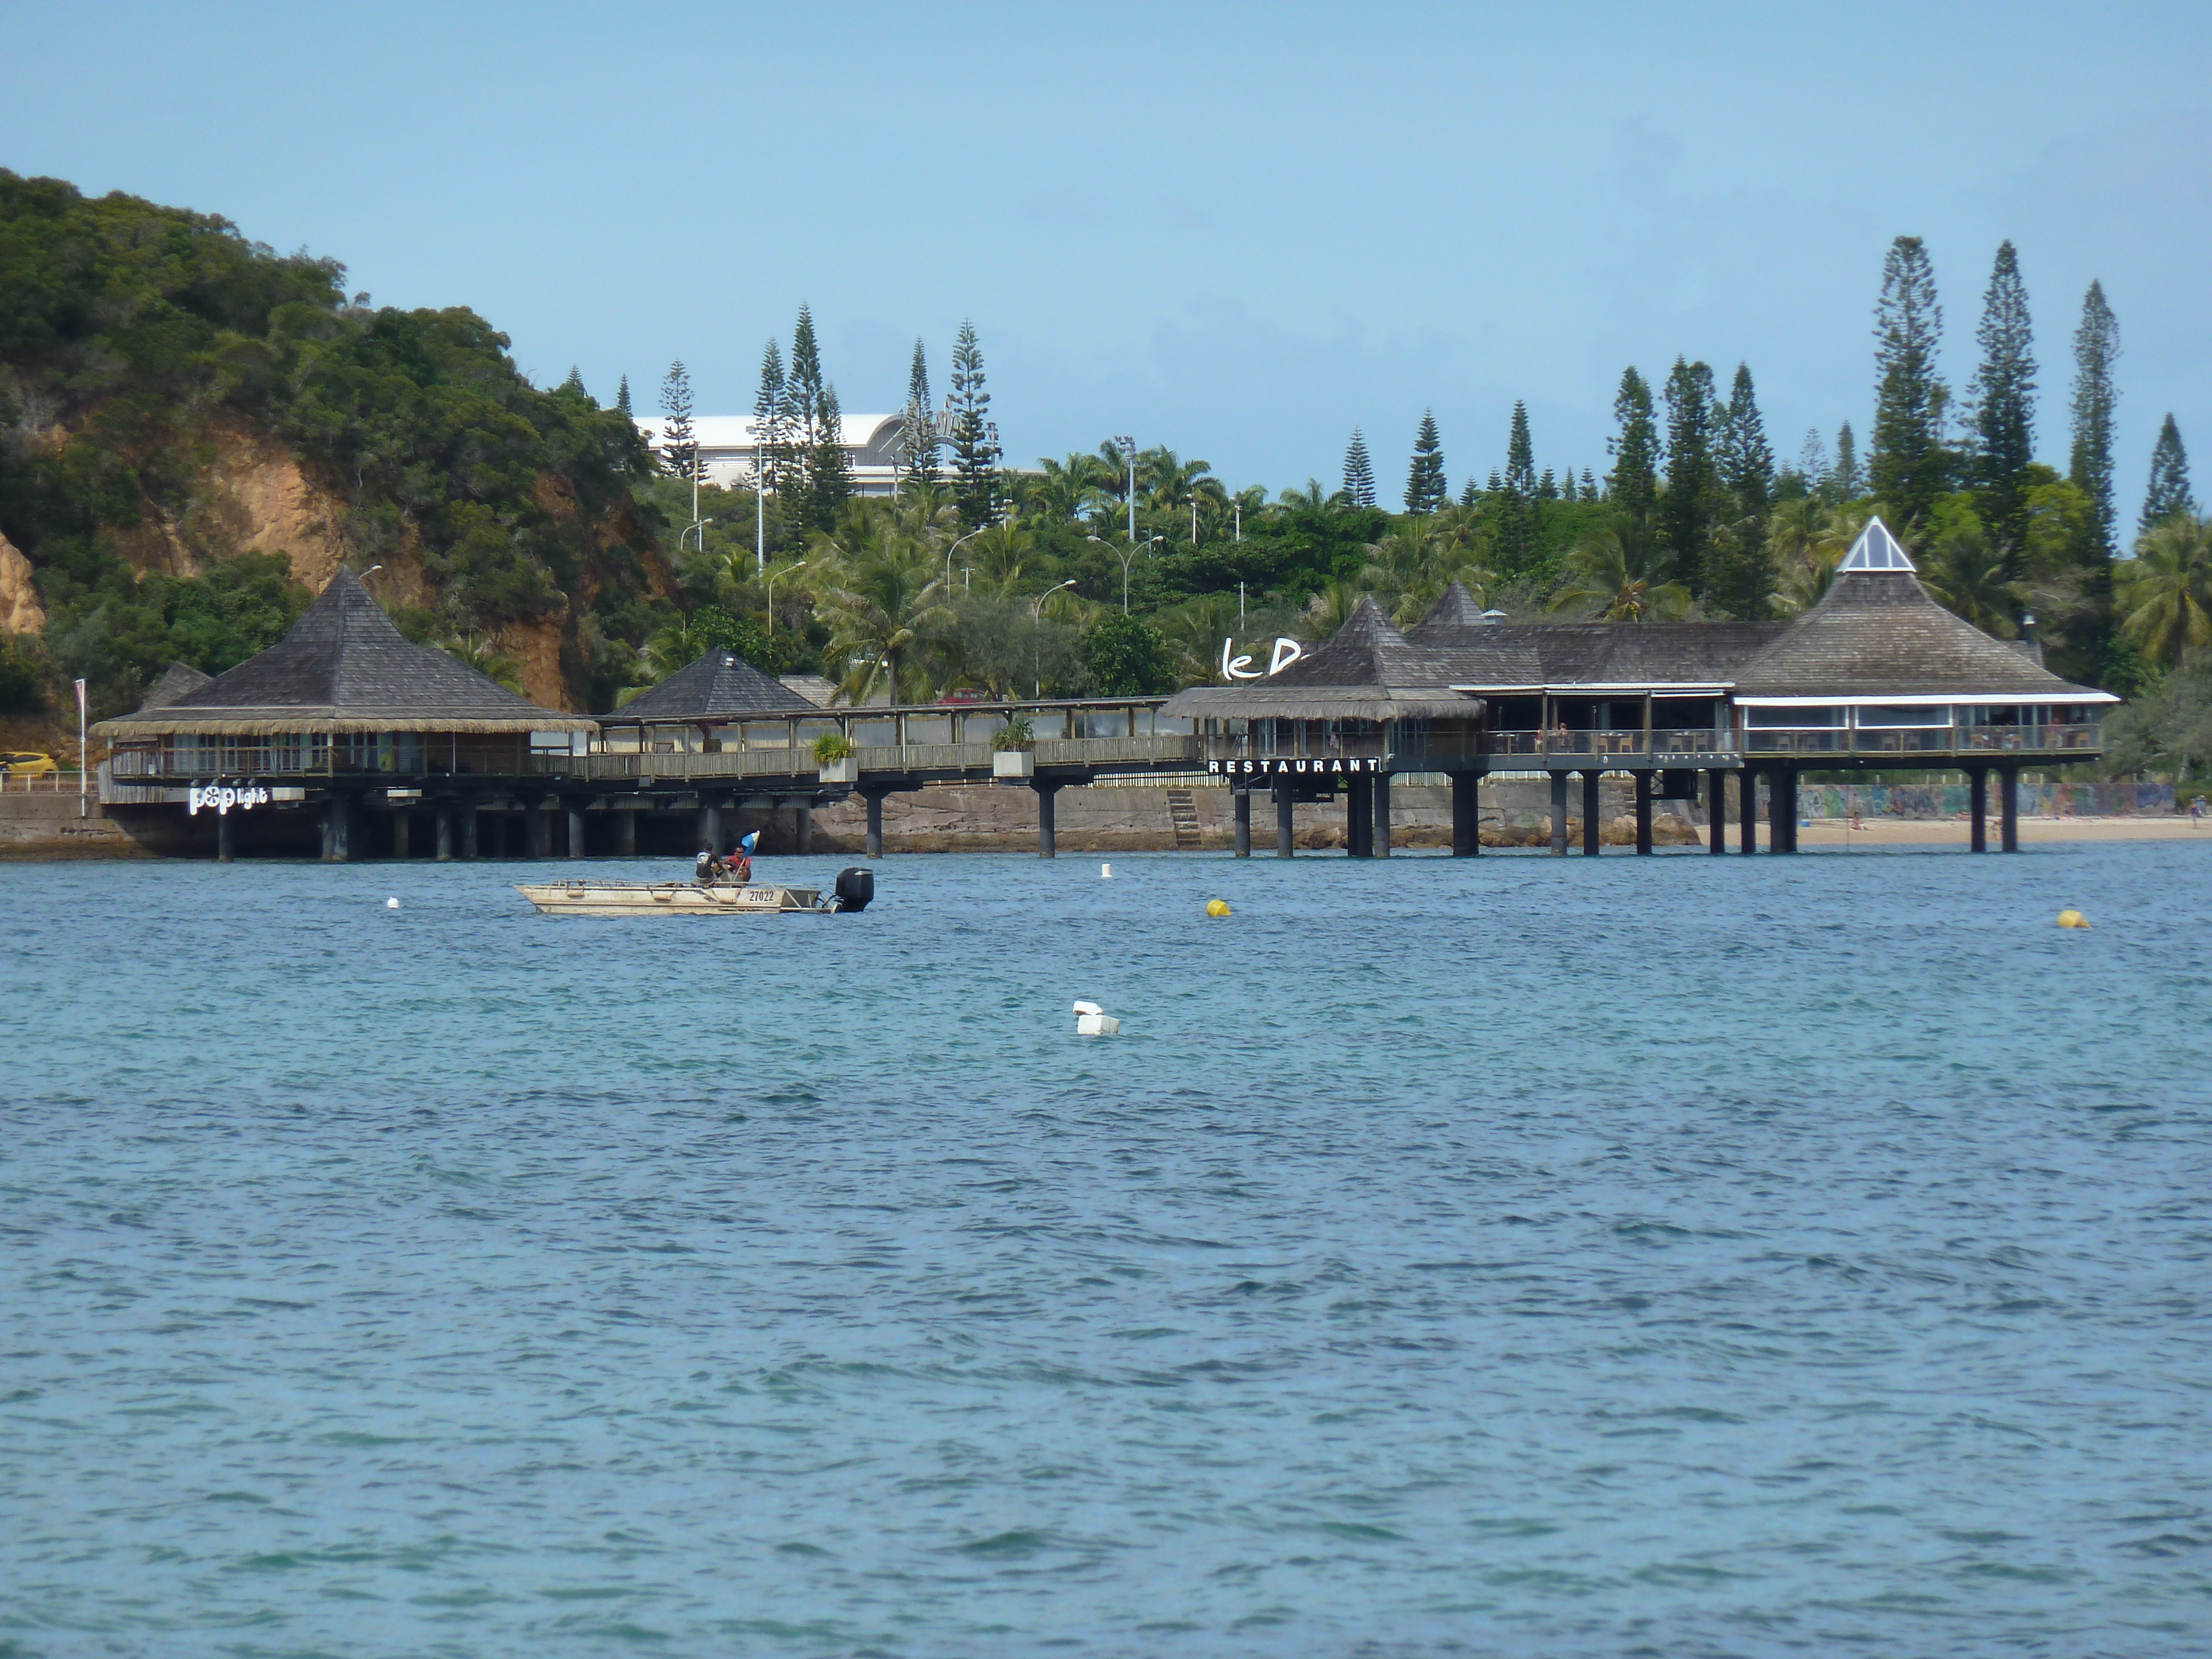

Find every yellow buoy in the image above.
[1206,899,1232,917]
[2057,909,2090,929]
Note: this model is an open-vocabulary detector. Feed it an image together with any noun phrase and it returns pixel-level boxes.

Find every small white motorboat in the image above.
[516,867,873,917]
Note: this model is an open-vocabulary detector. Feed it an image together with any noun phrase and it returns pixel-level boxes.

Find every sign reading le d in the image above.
[1220,637,1305,681]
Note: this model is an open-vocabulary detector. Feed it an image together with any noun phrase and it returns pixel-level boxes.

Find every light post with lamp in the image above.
[679,517,713,552]
[1086,534,1159,615]
[1031,578,1076,697]
[765,559,807,637]
[1114,435,1135,544]
[942,526,989,597]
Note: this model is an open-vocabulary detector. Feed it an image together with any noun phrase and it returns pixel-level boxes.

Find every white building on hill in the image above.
[633,414,923,497]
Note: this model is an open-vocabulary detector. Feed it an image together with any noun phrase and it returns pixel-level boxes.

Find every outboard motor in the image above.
[833,867,874,913]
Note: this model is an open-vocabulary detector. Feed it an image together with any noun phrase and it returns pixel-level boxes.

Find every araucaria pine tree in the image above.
[560,364,587,397]
[658,360,698,482]
[781,305,828,525]
[948,319,1003,529]
[2068,280,2122,561]
[614,373,633,417]
[1605,368,1660,519]
[1833,421,1861,498]
[1966,240,2038,565]
[1342,430,1376,507]
[1660,358,1716,589]
[753,338,789,495]
[899,337,938,492]
[1715,364,1774,520]
[2141,414,2195,533]
[1495,402,1536,572]
[1404,410,1447,513]
[1870,236,1950,526]
[1504,401,1536,498]
[1707,364,1776,617]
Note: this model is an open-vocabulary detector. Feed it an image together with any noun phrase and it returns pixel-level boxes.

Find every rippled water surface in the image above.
[5,842,2211,1657]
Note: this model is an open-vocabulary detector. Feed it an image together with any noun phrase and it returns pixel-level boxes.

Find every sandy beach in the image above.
[1788,815,2211,847]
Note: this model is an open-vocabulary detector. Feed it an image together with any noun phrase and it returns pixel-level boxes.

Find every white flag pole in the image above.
[75,678,88,817]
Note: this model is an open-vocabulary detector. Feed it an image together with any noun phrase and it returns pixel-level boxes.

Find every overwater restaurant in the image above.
[1168,519,2114,855]
[95,568,597,860]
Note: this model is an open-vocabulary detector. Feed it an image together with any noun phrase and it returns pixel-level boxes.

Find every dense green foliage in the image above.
[0,170,659,714]
[0,170,2185,748]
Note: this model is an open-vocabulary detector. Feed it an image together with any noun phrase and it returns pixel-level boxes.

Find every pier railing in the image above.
[525,732,1203,784]
[1484,729,1736,759]
[1745,723,2101,757]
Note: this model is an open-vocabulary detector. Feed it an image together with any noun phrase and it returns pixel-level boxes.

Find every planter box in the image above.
[992,749,1035,780]
[818,756,858,784]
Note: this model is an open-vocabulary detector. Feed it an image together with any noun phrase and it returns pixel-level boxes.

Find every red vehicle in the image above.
[937,688,992,705]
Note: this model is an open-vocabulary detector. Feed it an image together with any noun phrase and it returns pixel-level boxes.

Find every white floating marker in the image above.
[385,897,400,910]
[1100,863,1112,879]
[1073,999,1121,1036]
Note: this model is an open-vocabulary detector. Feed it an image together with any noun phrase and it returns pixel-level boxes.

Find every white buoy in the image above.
[1100,863,1112,878]
[385,897,400,910]
[1073,999,1121,1036]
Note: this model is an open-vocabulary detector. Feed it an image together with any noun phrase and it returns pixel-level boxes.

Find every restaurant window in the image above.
[1745,706,1843,727]
[1854,705,1952,728]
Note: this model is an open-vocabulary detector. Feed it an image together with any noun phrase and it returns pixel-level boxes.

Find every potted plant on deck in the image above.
[990,714,1035,779]
[812,729,859,784]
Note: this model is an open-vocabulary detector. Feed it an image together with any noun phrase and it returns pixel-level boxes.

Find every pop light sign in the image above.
[187,780,271,816]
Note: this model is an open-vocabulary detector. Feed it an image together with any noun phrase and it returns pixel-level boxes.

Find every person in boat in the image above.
[695,847,718,884]
[728,831,757,885]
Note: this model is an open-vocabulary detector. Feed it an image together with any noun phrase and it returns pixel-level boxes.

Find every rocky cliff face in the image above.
[1,529,43,634]
[18,417,665,712]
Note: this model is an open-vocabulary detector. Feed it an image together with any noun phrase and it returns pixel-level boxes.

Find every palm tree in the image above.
[1027,453,1112,525]
[1277,478,1339,512]
[1553,517,1688,622]
[807,505,953,702]
[2118,514,2212,668]
[1152,593,1243,684]
[437,632,528,695]
[1918,518,2022,637]
[1766,498,1871,616]
[1302,578,1366,639]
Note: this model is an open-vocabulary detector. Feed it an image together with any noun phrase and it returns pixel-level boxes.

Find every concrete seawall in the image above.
[0,791,148,859]
[808,780,1703,854]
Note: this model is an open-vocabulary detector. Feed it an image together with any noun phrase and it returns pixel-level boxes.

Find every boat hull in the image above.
[515,881,828,917]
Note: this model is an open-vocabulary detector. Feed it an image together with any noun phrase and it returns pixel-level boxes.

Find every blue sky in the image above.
[7,2,2208,511]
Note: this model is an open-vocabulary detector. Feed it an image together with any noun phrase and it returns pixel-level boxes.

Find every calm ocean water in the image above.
[4,841,2210,1658]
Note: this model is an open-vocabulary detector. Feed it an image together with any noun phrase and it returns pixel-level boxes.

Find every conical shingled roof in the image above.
[607,648,822,722]
[136,662,213,711]
[1161,596,1482,721]
[1733,539,2106,702]
[1407,581,1490,635]
[93,569,592,735]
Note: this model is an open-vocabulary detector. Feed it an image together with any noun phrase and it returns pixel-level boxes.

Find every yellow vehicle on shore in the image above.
[0,750,59,778]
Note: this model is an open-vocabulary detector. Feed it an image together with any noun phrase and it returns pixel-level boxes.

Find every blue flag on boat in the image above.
[739,832,759,854]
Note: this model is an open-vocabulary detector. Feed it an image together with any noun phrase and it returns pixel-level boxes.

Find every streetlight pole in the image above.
[679,517,714,552]
[1087,534,1158,615]
[1031,578,1076,697]
[766,559,807,637]
[943,526,988,597]
[1114,434,1135,545]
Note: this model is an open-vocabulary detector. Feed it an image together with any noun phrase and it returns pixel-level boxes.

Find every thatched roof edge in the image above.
[1162,686,1483,722]
[93,714,598,738]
